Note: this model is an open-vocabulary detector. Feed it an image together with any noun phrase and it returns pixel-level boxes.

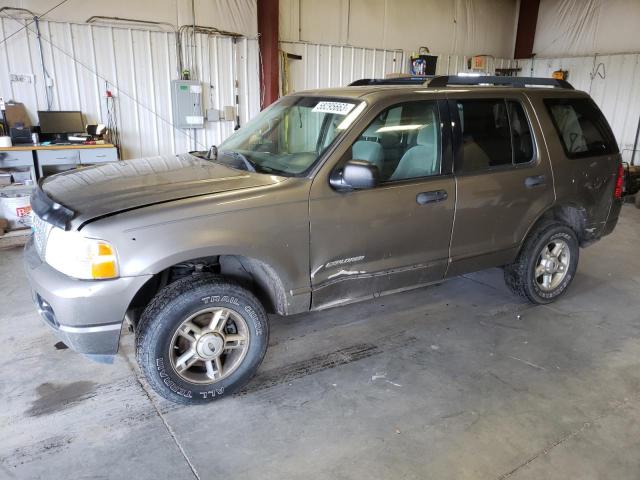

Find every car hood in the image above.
[39,153,286,227]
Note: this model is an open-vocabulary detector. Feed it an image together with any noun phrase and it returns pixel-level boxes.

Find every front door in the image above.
[309,98,456,310]
[447,93,555,276]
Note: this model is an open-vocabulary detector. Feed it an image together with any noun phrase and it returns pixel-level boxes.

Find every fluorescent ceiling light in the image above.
[376,124,423,133]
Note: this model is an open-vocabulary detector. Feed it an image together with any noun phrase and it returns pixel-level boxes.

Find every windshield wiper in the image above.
[216,150,285,175]
[216,150,258,173]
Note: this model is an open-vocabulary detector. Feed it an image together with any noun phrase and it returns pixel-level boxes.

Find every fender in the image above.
[518,202,589,254]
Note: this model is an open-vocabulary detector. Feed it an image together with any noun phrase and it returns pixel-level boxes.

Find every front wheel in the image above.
[504,222,579,304]
[136,275,269,404]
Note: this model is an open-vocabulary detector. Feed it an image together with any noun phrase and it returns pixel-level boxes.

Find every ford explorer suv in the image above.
[25,75,624,404]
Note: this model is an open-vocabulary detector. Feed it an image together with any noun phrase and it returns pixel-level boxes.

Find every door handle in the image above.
[525,175,546,188]
[416,189,448,205]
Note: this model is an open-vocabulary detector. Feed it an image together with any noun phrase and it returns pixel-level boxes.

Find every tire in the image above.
[504,222,579,304]
[135,274,269,404]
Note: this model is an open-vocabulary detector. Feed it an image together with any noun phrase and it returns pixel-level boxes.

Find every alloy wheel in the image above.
[534,239,571,292]
[169,307,250,384]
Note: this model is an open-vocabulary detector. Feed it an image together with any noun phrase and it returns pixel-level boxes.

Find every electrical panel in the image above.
[171,80,204,129]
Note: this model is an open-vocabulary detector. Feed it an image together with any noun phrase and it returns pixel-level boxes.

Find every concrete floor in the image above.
[1,206,640,480]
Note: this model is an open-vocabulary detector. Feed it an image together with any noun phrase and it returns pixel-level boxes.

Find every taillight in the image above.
[614,163,624,199]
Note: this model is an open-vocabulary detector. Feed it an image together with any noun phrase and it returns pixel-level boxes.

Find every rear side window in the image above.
[456,99,534,173]
[544,98,618,158]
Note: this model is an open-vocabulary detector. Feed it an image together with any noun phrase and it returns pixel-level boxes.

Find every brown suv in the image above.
[25,75,624,404]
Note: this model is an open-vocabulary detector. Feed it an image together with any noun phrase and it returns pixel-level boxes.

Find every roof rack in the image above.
[348,76,433,86]
[427,75,574,89]
[347,75,574,90]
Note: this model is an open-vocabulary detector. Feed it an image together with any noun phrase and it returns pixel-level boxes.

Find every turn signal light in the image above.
[91,242,118,279]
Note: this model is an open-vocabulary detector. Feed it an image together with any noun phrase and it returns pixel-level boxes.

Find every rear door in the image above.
[447,92,555,276]
[308,97,456,309]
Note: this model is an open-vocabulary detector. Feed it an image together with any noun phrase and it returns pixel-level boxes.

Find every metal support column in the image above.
[257,0,279,109]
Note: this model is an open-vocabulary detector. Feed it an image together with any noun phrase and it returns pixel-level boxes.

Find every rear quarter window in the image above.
[544,98,618,159]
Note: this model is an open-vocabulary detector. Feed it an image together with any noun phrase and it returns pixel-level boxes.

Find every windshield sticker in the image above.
[312,101,356,116]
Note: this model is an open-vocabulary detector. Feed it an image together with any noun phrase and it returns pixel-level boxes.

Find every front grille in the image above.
[32,214,53,259]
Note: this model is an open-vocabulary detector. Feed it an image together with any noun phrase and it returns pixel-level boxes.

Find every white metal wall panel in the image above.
[280,41,405,92]
[441,55,519,77]
[0,17,260,160]
[519,54,640,164]
[279,41,517,92]
[282,0,518,59]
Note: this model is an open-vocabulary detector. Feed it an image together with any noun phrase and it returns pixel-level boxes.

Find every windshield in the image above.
[218,96,365,176]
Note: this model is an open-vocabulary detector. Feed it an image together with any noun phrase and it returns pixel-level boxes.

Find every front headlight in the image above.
[44,228,119,280]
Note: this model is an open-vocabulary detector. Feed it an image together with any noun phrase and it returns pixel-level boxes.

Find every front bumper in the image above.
[24,238,152,361]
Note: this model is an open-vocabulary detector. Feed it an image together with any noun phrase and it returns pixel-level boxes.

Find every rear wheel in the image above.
[504,222,579,304]
[135,275,268,404]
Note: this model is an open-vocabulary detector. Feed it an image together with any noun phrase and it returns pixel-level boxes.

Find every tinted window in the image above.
[457,100,512,172]
[507,101,535,164]
[351,101,441,181]
[544,98,617,158]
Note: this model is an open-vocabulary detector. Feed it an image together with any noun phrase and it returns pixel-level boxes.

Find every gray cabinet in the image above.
[37,149,80,166]
[0,150,33,168]
[0,150,36,184]
[1,146,119,180]
[36,147,118,177]
[37,149,80,177]
[79,148,118,164]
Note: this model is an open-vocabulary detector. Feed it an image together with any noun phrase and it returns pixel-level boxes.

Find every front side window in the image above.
[218,96,364,175]
[350,100,441,182]
[544,98,617,158]
[457,99,535,173]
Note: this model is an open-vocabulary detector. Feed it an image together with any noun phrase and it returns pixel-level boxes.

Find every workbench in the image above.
[0,143,118,181]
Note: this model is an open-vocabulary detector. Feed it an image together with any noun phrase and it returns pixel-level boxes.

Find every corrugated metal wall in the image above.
[278,43,639,166]
[14,19,635,168]
[279,42,405,92]
[432,54,519,77]
[0,17,260,159]
[279,41,518,92]
[518,54,640,165]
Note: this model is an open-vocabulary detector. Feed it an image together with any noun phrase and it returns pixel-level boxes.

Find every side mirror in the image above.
[330,160,380,191]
